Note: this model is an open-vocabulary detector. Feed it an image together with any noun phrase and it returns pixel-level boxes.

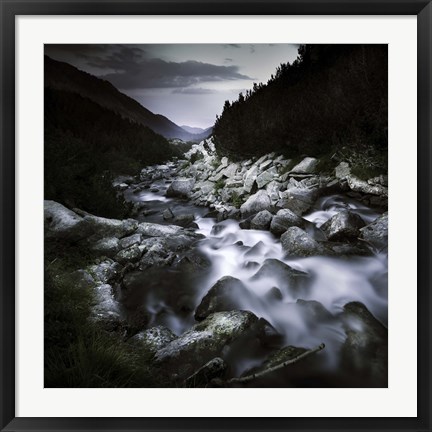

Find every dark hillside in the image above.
[213,44,387,164]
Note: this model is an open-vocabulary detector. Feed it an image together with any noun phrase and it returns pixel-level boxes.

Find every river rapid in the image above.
[120,163,388,387]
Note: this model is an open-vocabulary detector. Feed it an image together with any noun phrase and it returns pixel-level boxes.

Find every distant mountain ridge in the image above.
[44,56,212,142]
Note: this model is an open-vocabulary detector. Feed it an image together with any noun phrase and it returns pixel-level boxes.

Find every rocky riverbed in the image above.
[44,138,388,387]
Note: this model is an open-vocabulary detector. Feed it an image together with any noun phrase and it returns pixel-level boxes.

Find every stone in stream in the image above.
[250,258,308,291]
[320,210,366,242]
[172,214,195,228]
[264,286,283,302]
[136,222,183,237]
[340,301,388,385]
[153,310,260,379]
[296,299,333,322]
[184,357,227,388]
[44,200,93,241]
[243,241,266,259]
[162,208,175,220]
[281,227,329,257]
[240,190,272,217]
[359,213,388,250]
[270,208,305,236]
[166,178,195,198]
[128,326,177,355]
[250,210,273,230]
[194,276,258,321]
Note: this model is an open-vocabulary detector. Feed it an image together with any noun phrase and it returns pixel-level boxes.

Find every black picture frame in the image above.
[1,1,431,431]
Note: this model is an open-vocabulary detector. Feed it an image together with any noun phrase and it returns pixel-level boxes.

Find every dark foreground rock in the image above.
[154,310,260,380]
[321,210,365,242]
[281,227,328,257]
[184,357,227,387]
[194,276,258,320]
[359,213,388,250]
[340,302,388,385]
[128,326,177,355]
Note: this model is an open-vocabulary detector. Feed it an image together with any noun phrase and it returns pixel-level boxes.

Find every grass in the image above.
[214,178,226,192]
[44,240,168,388]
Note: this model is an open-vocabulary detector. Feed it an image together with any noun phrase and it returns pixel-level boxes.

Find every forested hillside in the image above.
[45,87,181,218]
[213,45,387,165]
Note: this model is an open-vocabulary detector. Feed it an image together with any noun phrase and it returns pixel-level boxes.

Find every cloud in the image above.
[100,57,252,89]
[172,88,217,95]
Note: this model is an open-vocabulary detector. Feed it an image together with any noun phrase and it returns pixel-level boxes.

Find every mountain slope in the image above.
[44,55,208,141]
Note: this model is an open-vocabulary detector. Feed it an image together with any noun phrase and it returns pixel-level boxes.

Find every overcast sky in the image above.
[45,44,300,129]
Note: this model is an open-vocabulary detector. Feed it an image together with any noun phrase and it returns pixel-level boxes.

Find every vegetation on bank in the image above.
[44,239,167,388]
[213,44,388,172]
[44,87,182,218]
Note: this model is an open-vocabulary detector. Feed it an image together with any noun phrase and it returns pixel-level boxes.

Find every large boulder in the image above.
[240,190,272,217]
[154,310,260,379]
[166,178,195,198]
[321,210,366,242]
[195,276,256,320]
[359,213,388,250]
[270,209,304,236]
[243,165,259,193]
[114,245,142,265]
[340,302,388,385]
[44,200,92,241]
[250,210,273,230]
[346,175,388,197]
[281,227,328,257]
[119,233,142,249]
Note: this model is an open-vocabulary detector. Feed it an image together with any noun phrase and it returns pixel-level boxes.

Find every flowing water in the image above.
[120,166,388,387]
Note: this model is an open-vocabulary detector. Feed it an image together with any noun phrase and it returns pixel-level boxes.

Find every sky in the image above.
[45,44,300,129]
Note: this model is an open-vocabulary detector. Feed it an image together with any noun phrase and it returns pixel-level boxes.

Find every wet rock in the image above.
[296,299,333,322]
[210,222,227,235]
[359,213,388,250]
[290,157,319,174]
[174,250,211,272]
[250,210,273,230]
[154,310,259,379]
[162,208,174,220]
[270,209,304,236]
[184,357,227,387]
[244,241,266,259]
[281,227,328,257]
[172,214,195,228]
[84,215,138,239]
[341,302,387,385]
[321,210,366,242]
[195,276,254,320]
[239,215,254,230]
[240,190,272,217]
[119,233,142,250]
[264,287,283,301]
[128,326,177,354]
[166,178,195,198]
[88,259,122,284]
[114,245,142,265]
[346,175,388,197]
[250,258,308,290]
[44,200,92,241]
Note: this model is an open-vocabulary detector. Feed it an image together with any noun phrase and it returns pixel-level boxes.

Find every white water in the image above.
[121,171,388,383]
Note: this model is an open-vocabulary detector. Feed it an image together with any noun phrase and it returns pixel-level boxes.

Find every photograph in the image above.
[43,43,388,389]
